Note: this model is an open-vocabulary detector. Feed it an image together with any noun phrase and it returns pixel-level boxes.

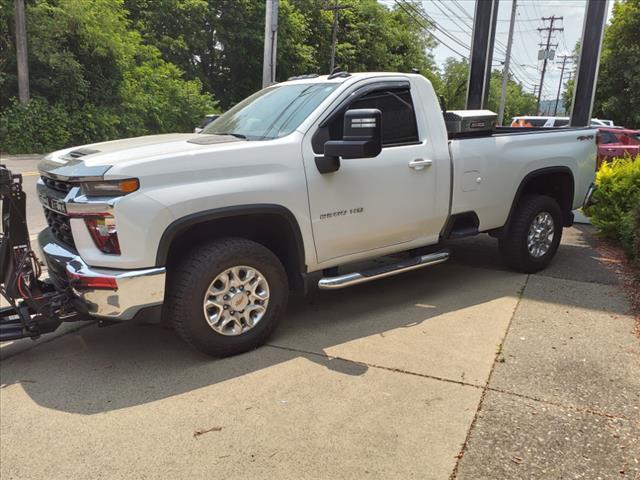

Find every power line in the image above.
[394,0,469,58]
[449,0,472,20]
[418,0,540,87]
[431,0,473,41]
[402,1,471,52]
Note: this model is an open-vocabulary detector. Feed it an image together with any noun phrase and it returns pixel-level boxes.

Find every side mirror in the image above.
[316,109,382,173]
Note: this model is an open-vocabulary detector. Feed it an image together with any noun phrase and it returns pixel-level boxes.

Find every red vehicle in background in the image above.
[597,127,640,168]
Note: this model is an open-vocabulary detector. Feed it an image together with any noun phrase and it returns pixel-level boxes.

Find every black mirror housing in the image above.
[324,109,382,160]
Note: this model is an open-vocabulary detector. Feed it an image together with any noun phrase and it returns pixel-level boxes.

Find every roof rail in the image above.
[327,67,351,80]
[287,73,320,81]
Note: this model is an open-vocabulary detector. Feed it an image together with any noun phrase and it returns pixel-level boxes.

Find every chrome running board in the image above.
[318,250,449,290]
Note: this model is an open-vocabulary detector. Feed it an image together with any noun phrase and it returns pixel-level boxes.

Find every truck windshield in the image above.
[202,83,338,140]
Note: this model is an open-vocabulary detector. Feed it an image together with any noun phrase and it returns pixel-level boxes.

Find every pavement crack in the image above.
[265,343,484,390]
[268,329,638,428]
[483,386,639,424]
[448,274,530,480]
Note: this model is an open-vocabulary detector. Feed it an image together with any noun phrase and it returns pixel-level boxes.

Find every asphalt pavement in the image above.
[1,154,638,479]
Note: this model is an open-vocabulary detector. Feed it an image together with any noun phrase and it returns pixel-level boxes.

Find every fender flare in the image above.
[503,166,575,234]
[155,204,306,270]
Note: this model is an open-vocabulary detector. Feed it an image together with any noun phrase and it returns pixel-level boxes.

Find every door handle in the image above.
[408,158,433,170]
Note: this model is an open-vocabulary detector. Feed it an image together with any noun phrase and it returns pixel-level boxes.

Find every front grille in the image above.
[41,176,73,194]
[44,209,75,248]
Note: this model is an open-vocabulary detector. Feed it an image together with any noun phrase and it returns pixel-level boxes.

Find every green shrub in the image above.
[632,203,640,263]
[0,97,71,153]
[585,155,640,260]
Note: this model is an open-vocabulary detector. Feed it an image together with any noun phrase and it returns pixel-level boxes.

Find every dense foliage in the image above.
[0,0,215,153]
[1,0,536,153]
[563,1,639,128]
[585,155,640,261]
[125,0,440,109]
[593,0,640,129]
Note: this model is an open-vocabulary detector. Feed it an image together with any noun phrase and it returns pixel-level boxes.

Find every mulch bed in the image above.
[593,238,640,338]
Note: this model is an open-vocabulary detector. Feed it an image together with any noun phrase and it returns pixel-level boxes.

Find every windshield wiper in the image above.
[214,132,247,139]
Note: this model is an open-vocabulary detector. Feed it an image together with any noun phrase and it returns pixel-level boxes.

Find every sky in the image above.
[379,0,615,106]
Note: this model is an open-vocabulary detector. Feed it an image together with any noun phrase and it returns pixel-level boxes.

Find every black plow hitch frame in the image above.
[1,164,87,342]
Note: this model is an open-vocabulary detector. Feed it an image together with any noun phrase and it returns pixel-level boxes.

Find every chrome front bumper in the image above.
[38,229,166,320]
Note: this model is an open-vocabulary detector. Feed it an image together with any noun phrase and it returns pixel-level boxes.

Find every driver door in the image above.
[302,81,444,264]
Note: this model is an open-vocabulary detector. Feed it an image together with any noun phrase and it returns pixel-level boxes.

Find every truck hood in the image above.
[39,133,243,180]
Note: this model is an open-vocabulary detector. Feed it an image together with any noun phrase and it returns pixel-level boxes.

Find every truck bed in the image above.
[448,126,597,233]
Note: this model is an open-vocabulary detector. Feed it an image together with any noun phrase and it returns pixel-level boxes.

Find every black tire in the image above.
[165,238,288,357]
[499,194,563,273]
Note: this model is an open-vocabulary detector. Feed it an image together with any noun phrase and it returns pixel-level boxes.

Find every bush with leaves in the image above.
[585,155,640,260]
[0,98,70,153]
[0,0,215,153]
[621,202,640,263]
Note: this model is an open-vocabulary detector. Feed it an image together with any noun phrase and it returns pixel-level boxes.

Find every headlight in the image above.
[81,178,139,197]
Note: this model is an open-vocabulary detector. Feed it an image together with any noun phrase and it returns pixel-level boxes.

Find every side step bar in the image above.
[318,250,449,290]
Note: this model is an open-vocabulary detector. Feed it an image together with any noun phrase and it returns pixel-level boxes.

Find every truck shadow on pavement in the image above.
[0,227,630,415]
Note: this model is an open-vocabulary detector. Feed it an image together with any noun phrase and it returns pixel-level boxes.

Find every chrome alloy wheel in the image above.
[527,212,555,258]
[203,266,270,336]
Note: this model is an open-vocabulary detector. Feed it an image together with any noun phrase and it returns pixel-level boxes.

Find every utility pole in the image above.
[532,84,539,98]
[323,1,351,72]
[536,15,563,114]
[553,54,573,116]
[14,0,29,103]
[262,0,279,88]
[497,0,517,125]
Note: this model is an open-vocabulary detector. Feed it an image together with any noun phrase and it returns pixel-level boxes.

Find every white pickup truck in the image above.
[35,72,596,356]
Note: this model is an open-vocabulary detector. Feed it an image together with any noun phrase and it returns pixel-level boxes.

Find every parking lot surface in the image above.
[1,155,638,479]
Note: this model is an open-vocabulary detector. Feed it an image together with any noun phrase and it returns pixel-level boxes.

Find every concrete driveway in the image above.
[1,155,638,479]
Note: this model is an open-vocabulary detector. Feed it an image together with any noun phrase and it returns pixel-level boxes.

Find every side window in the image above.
[311,86,420,154]
[350,89,419,146]
[529,119,548,127]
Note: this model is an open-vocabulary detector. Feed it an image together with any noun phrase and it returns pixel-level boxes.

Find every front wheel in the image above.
[165,238,288,357]
[499,194,563,273]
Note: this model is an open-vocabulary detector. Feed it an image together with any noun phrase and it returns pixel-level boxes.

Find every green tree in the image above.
[439,57,537,122]
[562,77,574,114]
[125,0,440,109]
[439,57,469,109]
[0,0,215,153]
[594,0,640,128]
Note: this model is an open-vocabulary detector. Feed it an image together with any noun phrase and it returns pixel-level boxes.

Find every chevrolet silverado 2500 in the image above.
[19,72,596,356]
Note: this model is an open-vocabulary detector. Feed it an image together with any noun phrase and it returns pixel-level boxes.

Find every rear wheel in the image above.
[499,194,563,273]
[166,238,288,357]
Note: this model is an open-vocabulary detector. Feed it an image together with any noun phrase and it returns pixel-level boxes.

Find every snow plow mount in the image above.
[0,164,88,342]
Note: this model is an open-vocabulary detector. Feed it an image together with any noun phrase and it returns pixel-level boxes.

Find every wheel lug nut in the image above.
[223,295,229,300]
[223,304,229,309]
[230,310,235,315]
